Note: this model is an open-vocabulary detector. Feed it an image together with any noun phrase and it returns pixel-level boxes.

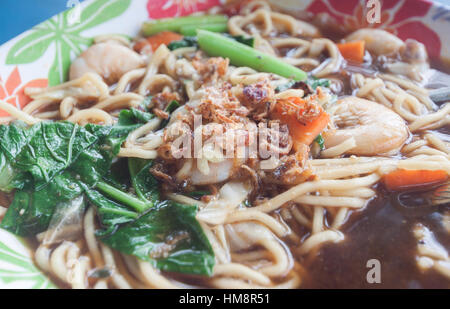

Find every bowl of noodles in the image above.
[0,0,449,289]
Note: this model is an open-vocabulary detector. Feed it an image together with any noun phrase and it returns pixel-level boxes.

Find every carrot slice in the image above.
[134,31,183,53]
[337,40,365,63]
[383,169,448,191]
[271,97,330,150]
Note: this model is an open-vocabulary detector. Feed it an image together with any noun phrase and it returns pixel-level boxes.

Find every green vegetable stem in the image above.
[197,30,307,81]
[96,181,150,213]
[142,15,228,36]
[180,23,228,36]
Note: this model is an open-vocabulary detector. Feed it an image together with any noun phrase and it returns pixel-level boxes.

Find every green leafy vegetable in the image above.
[0,122,34,191]
[67,125,116,187]
[0,108,216,276]
[101,201,215,276]
[96,181,150,213]
[0,172,83,236]
[118,108,154,125]
[84,188,138,237]
[101,159,131,191]
[0,121,35,160]
[165,100,181,114]
[160,100,181,128]
[13,122,98,190]
[0,108,153,236]
[0,122,93,191]
[187,190,211,199]
[71,108,154,186]
[167,36,198,50]
[0,153,18,192]
[128,158,159,205]
[1,191,35,236]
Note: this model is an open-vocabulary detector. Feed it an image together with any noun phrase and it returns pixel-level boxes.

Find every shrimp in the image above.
[384,39,430,81]
[344,28,404,56]
[175,156,245,186]
[196,181,250,224]
[190,160,236,185]
[69,42,144,84]
[323,97,409,156]
[345,30,429,81]
[173,131,248,186]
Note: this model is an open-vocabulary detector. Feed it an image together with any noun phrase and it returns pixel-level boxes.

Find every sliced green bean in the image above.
[142,15,228,36]
[197,30,307,81]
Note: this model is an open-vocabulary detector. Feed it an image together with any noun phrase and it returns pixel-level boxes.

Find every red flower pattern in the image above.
[0,67,47,117]
[147,0,220,19]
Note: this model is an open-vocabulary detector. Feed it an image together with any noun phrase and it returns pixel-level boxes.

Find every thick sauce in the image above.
[301,186,450,289]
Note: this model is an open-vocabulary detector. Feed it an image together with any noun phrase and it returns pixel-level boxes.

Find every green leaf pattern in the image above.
[0,232,55,288]
[5,0,131,86]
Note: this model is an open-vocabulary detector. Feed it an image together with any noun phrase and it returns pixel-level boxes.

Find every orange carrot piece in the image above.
[337,40,365,63]
[134,31,183,53]
[383,169,448,191]
[272,97,330,150]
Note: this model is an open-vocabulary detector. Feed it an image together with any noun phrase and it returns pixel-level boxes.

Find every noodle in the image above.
[297,230,344,255]
[254,174,381,213]
[0,0,448,289]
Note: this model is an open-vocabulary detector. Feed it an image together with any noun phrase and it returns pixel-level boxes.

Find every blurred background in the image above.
[0,0,449,44]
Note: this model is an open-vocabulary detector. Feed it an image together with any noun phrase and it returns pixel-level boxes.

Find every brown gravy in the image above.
[301,186,450,289]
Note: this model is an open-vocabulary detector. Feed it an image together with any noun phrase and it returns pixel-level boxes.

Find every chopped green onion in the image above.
[142,15,228,36]
[197,30,307,81]
[314,134,325,151]
[180,23,228,36]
